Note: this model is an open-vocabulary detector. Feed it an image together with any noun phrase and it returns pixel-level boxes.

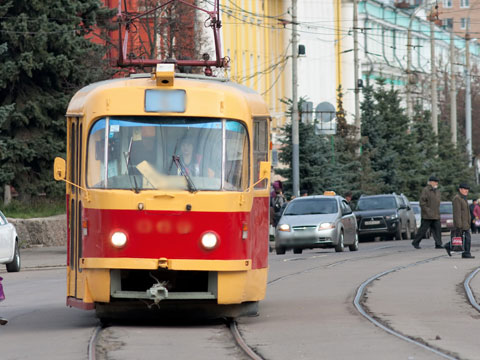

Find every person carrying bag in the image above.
[445,183,475,258]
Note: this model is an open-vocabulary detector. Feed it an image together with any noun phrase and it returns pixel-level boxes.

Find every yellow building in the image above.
[220,0,289,130]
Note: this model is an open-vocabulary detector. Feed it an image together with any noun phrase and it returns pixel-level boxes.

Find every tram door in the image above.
[67,117,84,300]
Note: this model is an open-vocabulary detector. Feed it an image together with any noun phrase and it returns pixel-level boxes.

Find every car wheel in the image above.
[395,225,403,240]
[293,248,303,254]
[403,222,411,240]
[6,240,21,273]
[275,246,286,255]
[335,232,344,252]
[349,234,359,251]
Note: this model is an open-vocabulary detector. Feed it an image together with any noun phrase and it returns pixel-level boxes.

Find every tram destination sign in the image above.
[145,89,186,113]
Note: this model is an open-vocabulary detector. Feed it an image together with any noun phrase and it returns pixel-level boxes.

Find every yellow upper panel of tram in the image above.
[66,74,270,121]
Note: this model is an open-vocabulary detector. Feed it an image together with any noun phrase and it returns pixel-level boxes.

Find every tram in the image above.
[53,64,271,318]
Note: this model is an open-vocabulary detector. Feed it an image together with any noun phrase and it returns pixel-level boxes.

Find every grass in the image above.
[0,198,66,219]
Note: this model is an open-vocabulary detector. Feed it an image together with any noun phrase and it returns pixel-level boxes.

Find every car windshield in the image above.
[411,205,420,214]
[87,117,249,191]
[440,203,453,214]
[284,198,338,215]
[356,197,396,211]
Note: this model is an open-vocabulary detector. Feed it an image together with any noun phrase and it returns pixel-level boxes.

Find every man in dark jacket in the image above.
[412,176,442,249]
[445,184,475,258]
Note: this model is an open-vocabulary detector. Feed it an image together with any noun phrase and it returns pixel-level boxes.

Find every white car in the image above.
[0,211,20,272]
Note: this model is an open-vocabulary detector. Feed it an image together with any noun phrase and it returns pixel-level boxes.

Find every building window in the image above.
[461,17,470,30]
[460,0,470,7]
[443,0,452,7]
[442,18,453,29]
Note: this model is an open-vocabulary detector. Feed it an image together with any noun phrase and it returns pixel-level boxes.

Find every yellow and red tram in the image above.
[54,65,271,318]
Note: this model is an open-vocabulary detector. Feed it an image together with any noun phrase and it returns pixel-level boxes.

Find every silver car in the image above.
[275,194,358,254]
[0,211,20,272]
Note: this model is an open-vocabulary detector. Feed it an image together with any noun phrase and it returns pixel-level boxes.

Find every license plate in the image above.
[365,220,380,225]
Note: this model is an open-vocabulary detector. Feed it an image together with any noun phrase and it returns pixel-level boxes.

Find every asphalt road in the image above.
[0,236,479,360]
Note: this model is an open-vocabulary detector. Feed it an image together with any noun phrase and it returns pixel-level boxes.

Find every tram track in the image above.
[87,318,264,360]
[354,257,480,360]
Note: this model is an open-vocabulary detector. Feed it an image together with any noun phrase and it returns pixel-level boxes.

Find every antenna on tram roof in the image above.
[115,0,229,77]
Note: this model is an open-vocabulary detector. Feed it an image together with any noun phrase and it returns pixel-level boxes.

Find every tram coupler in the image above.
[147,283,168,304]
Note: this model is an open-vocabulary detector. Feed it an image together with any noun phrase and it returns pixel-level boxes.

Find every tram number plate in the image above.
[364,220,380,225]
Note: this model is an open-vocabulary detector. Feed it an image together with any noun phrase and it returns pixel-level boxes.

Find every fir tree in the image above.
[0,1,115,199]
[333,85,362,197]
[434,121,475,200]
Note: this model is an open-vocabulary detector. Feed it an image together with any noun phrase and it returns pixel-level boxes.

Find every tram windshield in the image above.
[87,117,249,191]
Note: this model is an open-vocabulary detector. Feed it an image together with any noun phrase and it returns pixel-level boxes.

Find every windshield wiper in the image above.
[172,155,197,193]
[123,137,140,193]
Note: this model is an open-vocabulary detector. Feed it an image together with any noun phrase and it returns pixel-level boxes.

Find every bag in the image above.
[0,277,5,302]
[451,230,464,252]
[273,196,284,213]
[475,219,480,227]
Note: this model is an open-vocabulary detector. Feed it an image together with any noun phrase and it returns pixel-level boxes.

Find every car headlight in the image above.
[278,224,291,232]
[386,214,398,220]
[111,231,127,248]
[201,232,218,250]
[318,222,335,230]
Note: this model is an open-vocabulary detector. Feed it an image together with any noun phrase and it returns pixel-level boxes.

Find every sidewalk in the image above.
[20,246,67,269]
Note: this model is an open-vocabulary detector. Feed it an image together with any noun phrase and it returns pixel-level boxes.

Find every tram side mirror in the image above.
[54,157,66,181]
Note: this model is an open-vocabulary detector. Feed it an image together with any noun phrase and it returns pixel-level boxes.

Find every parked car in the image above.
[275,193,358,254]
[354,193,417,241]
[440,201,454,232]
[410,201,430,238]
[0,211,20,272]
[410,201,421,231]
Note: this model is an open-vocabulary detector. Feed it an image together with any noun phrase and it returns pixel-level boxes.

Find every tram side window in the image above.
[87,121,104,188]
[225,121,249,190]
[253,118,268,189]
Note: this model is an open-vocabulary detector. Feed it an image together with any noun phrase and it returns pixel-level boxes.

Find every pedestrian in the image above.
[300,190,308,197]
[469,199,477,233]
[0,276,7,325]
[473,199,480,233]
[344,191,353,206]
[411,175,442,249]
[272,188,286,227]
[445,184,475,258]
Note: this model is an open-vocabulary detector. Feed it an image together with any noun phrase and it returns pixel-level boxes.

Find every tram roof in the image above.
[66,73,270,120]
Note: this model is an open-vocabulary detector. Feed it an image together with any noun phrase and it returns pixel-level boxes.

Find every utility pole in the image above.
[291,0,300,197]
[406,23,413,119]
[450,30,457,146]
[406,3,430,119]
[430,17,438,135]
[465,30,472,164]
[353,0,360,141]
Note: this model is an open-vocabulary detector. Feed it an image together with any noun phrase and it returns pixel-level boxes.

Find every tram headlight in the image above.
[111,231,127,248]
[201,232,218,250]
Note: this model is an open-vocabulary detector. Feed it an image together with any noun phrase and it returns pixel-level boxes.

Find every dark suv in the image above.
[354,193,417,241]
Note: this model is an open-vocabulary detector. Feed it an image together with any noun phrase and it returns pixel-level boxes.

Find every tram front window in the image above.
[87,117,249,191]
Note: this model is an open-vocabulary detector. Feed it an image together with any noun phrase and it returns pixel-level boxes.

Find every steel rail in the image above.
[88,325,103,360]
[464,267,480,312]
[228,319,264,360]
[354,255,458,360]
